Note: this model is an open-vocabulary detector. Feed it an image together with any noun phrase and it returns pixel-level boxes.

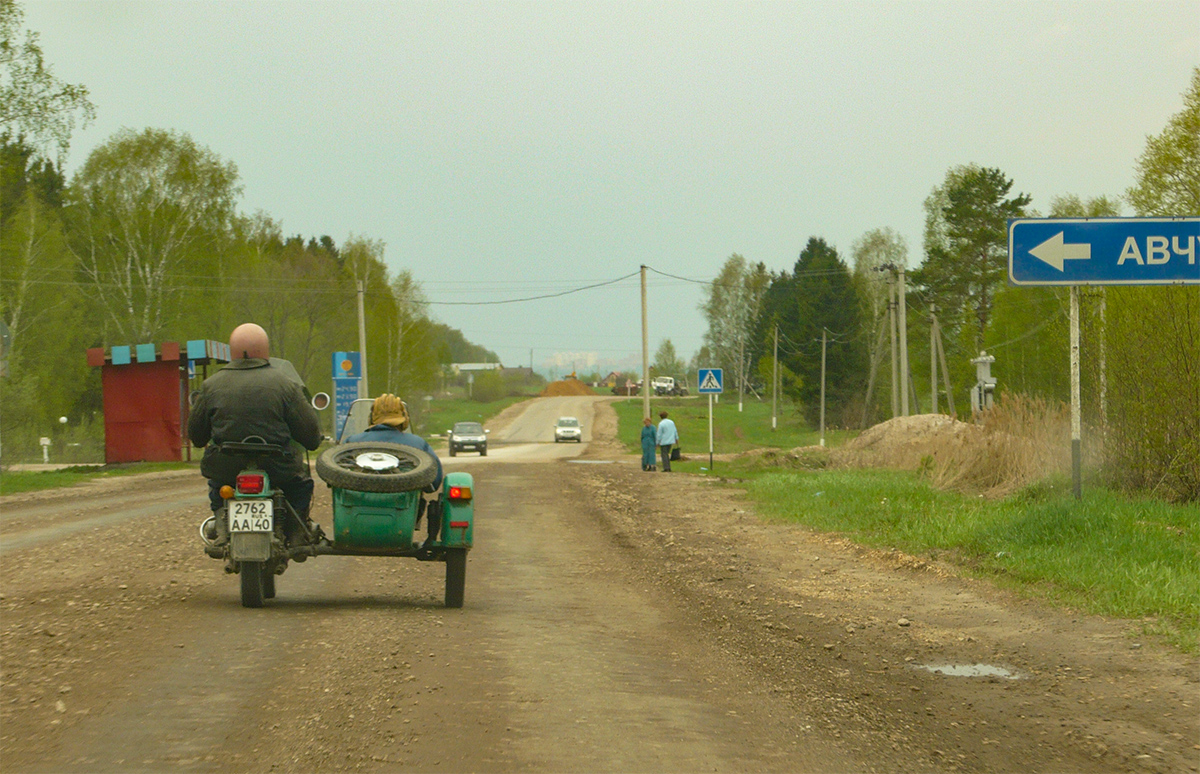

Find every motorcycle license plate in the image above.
[228,499,274,532]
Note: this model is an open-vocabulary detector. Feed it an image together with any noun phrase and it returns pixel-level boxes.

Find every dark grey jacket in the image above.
[188,359,321,482]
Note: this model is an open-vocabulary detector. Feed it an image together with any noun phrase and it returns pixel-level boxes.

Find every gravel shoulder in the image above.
[581,399,1199,772]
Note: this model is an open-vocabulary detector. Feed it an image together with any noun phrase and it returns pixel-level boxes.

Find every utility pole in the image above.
[819,328,827,447]
[737,338,744,413]
[930,305,938,414]
[888,275,899,418]
[357,280,369,398]
[861,316,889,428]
[935,317,955,416]
[897,265,909,416]
[772,324,778,431]
[641,265,650,420]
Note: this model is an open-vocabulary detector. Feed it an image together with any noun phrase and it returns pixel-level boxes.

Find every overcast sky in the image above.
[23,0,1200,377]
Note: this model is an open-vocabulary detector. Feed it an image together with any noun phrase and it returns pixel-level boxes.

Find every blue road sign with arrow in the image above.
[1008,218,1199,286]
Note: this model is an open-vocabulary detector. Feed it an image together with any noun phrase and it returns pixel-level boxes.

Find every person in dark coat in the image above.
[345,394,444,547]
[188,323,322,537]
[640,417,657,471]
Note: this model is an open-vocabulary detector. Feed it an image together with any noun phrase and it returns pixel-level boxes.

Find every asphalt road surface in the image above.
[1,396,1196,773]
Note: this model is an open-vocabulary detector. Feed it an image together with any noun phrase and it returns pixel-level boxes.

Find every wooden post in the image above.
[772,324,778,431]
[930,305,938,414]
[820,328,827,447]
[641,265,650,420]
[1070,286,1082,499]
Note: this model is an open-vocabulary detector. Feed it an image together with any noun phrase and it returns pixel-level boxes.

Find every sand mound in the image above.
[540,378,596,397]
[831,414,980,470]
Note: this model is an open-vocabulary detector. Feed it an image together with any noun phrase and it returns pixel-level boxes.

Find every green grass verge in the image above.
[610,396,854,456]
[722,459,1200,652]
[0,461,198,496]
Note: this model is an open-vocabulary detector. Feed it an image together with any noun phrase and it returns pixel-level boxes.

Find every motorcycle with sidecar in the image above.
[200,407,473,608]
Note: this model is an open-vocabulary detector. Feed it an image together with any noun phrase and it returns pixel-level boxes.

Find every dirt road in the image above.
[1,397,1196,772]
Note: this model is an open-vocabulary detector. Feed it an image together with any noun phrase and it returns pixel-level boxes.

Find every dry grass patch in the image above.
[833,396,1072,498]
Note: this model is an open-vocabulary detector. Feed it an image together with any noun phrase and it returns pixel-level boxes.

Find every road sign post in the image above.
[331,351,363,441]
[1009,218,1199,499]
[698,368,723,470]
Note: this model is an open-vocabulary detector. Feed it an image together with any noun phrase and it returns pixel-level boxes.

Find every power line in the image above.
[424,271,640,306]
[1,270,645,306]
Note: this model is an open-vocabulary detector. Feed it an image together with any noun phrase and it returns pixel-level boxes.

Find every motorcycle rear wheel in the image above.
[262,565,276,599]
[241,561,266,608]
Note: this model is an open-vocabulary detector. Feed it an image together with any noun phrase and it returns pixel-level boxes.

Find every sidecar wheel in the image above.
[316,442,438,493]
[241,561,265,608]
[444,548,467,608]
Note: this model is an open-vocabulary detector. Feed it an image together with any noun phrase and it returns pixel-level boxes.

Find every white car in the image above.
[554,416,582,443]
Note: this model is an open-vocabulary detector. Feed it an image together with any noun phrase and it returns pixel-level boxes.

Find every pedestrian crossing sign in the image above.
[698,368,723,394]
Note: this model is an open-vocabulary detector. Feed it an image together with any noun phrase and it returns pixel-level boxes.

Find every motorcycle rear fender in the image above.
[231,532,272,561]
[441,471,474,549]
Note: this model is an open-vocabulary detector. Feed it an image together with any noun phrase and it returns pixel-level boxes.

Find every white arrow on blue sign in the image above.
[698,368,723,394]
[1009,218,1199,286]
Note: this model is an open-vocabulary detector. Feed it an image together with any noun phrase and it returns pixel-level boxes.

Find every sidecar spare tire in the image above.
[316,442,438,493]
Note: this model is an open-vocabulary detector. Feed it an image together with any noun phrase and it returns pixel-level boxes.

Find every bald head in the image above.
[229,323,269,360]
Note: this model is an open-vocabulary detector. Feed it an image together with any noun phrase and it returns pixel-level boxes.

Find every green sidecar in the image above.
[314,439,474,608]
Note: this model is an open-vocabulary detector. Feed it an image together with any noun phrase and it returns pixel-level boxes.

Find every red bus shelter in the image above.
[86,340,229,464]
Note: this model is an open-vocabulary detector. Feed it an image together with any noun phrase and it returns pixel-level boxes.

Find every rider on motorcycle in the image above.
[344,394,444,547]
[188,323,322,541]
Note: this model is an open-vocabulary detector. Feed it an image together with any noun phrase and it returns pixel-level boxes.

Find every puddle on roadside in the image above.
[914,663,1022,679]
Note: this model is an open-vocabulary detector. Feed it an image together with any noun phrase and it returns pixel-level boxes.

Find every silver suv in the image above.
[448,422,488,457]
[554,416,582,443]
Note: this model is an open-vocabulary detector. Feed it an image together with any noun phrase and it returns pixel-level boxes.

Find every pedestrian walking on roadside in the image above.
[640,417,657,471]
[656,411,679,472]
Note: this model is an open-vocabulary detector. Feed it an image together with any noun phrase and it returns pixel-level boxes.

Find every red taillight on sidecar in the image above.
[236,474,265,494]
[448,485,472,501]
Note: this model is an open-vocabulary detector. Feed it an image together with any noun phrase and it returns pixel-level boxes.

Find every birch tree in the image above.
[700,254,769,409]
[851,228,907,419]
[1127,66,1200,216]
[0,0,95,159]
[1110,69,1200,501]
[386,268,439,397]
[67,128,240,342]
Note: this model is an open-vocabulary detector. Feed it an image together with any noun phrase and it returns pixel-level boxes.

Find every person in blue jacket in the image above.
[640,416,657,471]
[656,410,679,472]
[345,394,444,546]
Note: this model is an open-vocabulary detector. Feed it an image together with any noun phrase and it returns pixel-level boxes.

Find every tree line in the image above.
[1,128,499,450]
